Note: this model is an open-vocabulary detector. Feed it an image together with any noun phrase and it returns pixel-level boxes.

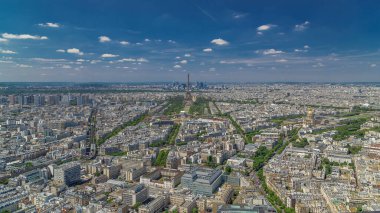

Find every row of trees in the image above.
[252,129,299,212]
[332,118,368,141]
[257,169,295,213]
[224,114,251,144]
[270,114,303,126]
[149,124,181,147]
[189,97,211,115]
[153,149,169,166]
[96,112,148,146]
[164,96,185,116]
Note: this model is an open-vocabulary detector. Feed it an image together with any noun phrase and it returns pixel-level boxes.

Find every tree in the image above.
[192,208,198,213]
[0,179,8,185]
[346,145,362,155]
[225,165,232,175]
[25,162,33,168]
[132,202,142,210]
[154,150,169,166]
[207,155,213,163]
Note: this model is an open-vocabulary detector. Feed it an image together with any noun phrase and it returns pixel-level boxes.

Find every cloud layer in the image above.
[2,33,48,40]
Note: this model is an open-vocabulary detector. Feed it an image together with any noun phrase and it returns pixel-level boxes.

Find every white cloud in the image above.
[67,48,83,55]
[180,60,188,64]
[219,60,230,64]
[276,59,288,63]
[99,36,111,42]
[312,62,324,68]
[136,58,148,62]
[144,38,150,42]
[0,60,13,63]
[118,58,148,63]
[294,49,308,53]
[209,67,216,72]
[0,38,8,42]
[38,22,60,28]
[119,58,135,62]
[304,45,310,49]
[173,64,182,69]
[17,64,32,68]
[294,21,310,32]
[233,13,248,19]
[371,64,376,68]
[56,49,65,53]
[2,33,48,40]
[31,58,67,62]
[61,65,71,69]
[262,49,284,55]
[0,50,16,54]
[184,54,191,57]
[211,38,229,46]
[101,53,119,58]
[203,48,213,52]
[257,24,276,31]
[168,40,176,44]
[120,41,130,45]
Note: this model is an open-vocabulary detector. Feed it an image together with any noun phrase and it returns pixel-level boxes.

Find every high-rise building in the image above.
[103,165,121,179]
[53,162,81,186]
[8,95,15,105]
[47,95,60,105]
[77,95,90,105]
[33,95,45,106]
[123,184,148,206]
[17,95,24,105]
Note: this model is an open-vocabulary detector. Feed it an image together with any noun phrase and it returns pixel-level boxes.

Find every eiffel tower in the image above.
[184,73,192,102]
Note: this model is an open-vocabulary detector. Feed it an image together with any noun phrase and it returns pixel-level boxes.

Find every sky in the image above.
[1,0,380,82]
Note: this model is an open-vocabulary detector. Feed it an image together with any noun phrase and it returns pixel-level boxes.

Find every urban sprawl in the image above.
[0,80,379,213]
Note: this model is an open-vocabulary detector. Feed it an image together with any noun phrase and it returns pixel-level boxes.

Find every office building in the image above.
[123,184,148,206]
[181,166,223,196]
[139,195,168,213]
[126,166,146,182]
[53,162,81,186]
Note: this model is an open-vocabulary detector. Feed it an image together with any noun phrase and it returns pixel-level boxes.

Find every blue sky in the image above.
[1,0,380,82]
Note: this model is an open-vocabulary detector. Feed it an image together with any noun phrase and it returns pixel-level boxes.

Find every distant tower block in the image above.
[304,107,315,126]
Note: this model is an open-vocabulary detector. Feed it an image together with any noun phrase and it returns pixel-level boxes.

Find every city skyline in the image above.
[1,0,380,82]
